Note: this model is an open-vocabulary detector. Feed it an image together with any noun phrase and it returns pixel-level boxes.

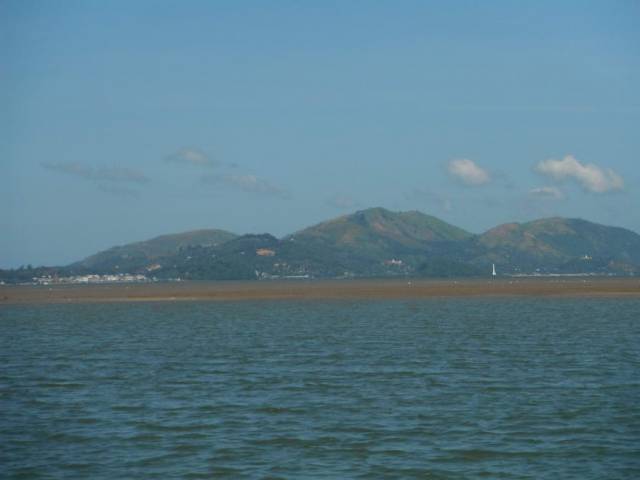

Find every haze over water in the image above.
[2,298,639,478]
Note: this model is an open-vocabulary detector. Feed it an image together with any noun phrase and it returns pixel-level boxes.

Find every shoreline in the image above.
[2,278,640,305]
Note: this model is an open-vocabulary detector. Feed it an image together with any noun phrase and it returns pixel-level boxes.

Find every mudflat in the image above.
[1,278,640,304]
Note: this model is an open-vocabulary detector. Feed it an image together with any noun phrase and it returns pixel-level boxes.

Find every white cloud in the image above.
[535,155,623,193]
[529,186,565,200]
[202,174,289,198]
[447,158,490,186]
[166,148,216,167]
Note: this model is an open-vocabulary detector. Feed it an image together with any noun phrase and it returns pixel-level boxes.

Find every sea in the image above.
[1,298,639,479]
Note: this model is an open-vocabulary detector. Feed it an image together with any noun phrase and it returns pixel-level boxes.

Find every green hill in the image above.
[281,207,473,277]
[472,218,640,274]
[143,209,473,280]
[291,207,471,246]
[72,229,237,273]
[3,210,640,283]
[156,234,281,280]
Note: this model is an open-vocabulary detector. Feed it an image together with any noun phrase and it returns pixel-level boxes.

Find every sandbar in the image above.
[1,278,640,305]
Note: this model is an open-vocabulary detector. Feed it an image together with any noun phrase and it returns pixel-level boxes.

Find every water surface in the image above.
[1,298,639,478]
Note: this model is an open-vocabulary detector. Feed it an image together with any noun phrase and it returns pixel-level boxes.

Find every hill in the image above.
[155,233,282,280]
[471,218,640,274]
[3,210,640,283]
[71,229,238,274]
[291,207,471,247]
[147,208,476,280]
[152,213,640,279]
[283,207,473,277]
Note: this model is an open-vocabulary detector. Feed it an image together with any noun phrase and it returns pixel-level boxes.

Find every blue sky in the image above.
[2,0,639,267]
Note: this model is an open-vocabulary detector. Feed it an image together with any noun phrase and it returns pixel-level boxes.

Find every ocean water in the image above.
[1,298,639,479]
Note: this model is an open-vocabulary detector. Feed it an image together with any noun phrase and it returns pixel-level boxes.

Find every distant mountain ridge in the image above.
[146,209,472,280]
[68,208,640,278]
[2,208,640,282]
[291,207,472,247]
[471,217,640,274]
[73,229,237,273]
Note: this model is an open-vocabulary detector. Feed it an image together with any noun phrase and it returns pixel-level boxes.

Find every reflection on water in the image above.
[1,298,639,478]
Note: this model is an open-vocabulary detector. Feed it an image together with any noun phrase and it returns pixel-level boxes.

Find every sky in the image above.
[2,0,639,268]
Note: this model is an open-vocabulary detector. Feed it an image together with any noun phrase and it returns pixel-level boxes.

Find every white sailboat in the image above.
[492,263,497,277]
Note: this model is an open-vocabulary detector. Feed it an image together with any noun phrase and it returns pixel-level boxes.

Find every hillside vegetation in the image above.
[3,208,640,282]
[71,229,237,273]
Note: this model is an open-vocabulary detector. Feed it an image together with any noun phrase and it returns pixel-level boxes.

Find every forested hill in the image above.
[2,208,640,282]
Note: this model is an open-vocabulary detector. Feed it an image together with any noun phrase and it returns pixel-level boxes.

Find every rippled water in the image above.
[1,298,639,479]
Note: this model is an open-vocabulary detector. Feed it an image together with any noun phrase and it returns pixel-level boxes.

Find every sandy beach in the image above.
[1,278,640,305]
